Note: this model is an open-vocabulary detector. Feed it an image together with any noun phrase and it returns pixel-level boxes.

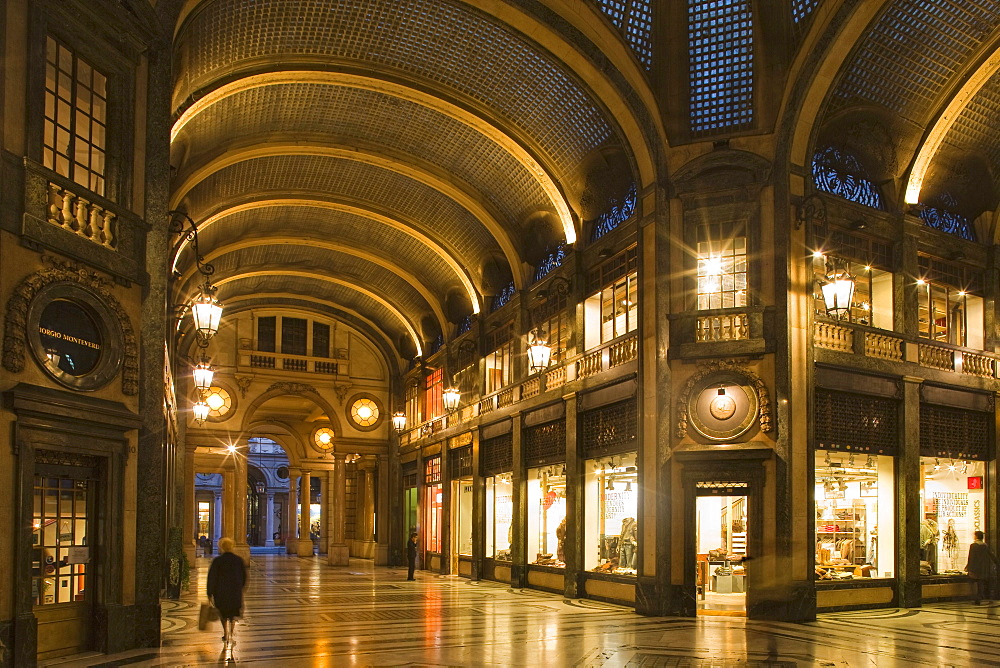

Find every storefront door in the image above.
[33,463,98,660]
[695,490,749,616]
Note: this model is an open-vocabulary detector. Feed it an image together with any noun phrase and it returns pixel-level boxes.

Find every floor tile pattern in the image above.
[41,556,1000,667]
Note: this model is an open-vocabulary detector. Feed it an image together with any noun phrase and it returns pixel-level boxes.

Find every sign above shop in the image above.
[38,299,103,376]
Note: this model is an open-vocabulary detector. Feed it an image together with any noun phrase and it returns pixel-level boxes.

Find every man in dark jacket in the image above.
[406,532,418,580]
[966,530,997,605]
[207,537,248,645]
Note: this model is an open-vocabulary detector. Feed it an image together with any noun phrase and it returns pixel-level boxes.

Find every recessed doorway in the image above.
[696,493,749,616]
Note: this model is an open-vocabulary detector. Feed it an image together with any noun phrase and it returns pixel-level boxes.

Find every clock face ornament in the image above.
[689,376,760,442]
[709,390,737,420]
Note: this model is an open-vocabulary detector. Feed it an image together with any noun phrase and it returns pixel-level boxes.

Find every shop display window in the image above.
[486,474,513,561]
[815,451,894,579]
[453,478,473,556]
[920,457,986,575]
[528,465,566,567]
[33,476,89,605]
[425,457,442,552]
[197,501,210,537]
[585,452,638,575]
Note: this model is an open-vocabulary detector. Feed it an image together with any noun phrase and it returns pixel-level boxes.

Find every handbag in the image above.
[198,601,219,630]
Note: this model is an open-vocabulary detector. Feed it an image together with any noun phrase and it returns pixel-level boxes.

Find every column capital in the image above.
[902,375,924,385]
[357,457,377,472]
[288,467,302,477]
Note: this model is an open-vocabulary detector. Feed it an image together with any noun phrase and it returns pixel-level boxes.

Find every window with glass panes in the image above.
[813,257,893,329]
[33,476,90,605]
[424,368,444,420]
[532,292,570,363]
[917,256,983,349]
[405,381,420,425]
[44,37,107,196]
[484,323,513,393]
[696,224,746,309]
[585,246,638,350]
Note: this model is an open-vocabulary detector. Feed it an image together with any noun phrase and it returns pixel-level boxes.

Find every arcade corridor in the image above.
[40,556,1000,667]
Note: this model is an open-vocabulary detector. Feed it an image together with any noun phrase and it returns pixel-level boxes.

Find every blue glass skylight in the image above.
[591,184,637,242]
[688,0,754,135]
[812,146,884,210]
[594,0,654,69]
[533,242,567,283]
[491,282,516,312]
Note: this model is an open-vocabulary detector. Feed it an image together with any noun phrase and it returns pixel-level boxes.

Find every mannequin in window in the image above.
[618,517,637,571]
[920,514,939,574]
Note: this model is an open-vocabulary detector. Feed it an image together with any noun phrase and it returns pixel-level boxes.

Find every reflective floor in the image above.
[42,555,1000,666]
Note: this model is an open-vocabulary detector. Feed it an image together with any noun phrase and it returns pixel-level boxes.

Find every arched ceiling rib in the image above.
[179,238,450,335]
[214,273,423,356]
[171,71,577,242]
[171,199,481,313]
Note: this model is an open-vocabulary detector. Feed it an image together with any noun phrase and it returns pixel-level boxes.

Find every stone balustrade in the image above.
[864,332,903,361]
[918,344,954,371]
[47,182,117,250]
[813,321,853,352]
[696,312,749,342]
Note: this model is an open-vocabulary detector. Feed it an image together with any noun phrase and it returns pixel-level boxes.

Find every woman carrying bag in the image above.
[206,537,248,645]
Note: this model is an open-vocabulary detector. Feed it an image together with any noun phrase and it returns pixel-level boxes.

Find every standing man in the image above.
[406,531,418,580]
[966,530,998,605]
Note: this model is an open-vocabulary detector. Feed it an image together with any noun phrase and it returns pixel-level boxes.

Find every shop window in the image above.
[920,457,986,576]
[485,473,513,561]
[584,272,637,350]
[44,36,107,197]
[424,457,442,553]
[696,236,747,310]
[424,368,443,420]
[484,341,512,394]
[197,501,211,538]
[815,451,895,579]
[528,465,567,567]
[585,452,638,575]
[453,479,473,557]
[916,281,983,349]
[33,477,89,605]
[813,255,893,329]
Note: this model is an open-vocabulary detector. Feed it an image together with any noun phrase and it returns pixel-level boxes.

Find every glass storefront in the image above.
[585,452,638,575]
[486,473,513,561]
[920,457,986,575]
[197,501,210,538]
[528,465,566,567]
[815,451,895,579]
[425,457,442,553]
[453,477,473,556]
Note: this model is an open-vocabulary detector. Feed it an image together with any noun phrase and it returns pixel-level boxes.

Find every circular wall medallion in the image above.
[346,393,384,431]
[276,466,289,480]
[688,373,759,442]
[313,426,335,452]
[27,282,123,391]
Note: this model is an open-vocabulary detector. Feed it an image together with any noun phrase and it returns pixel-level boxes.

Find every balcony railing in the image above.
[400,332,638,445]
[813,319,997,379]
[696,312,749,342]
[241,349,347,376]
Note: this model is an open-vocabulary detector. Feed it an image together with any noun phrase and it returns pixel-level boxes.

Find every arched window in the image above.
[919,194,975,242]
[811,146,884,210]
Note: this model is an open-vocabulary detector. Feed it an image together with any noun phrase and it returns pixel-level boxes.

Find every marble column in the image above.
[286,468,300,554]
[328,455,350,565]
[265,492,276,547]
[375,454,390,565]
[232,447,251,563]
[563,392,580,598]
[317,474,328,555]
[222,469,234,541]
[510,412,526,588]
[297,470,314,557]
[898,376,923,607]
[358,458,376,558]
[183,448,197,570]
[213,490,223,550]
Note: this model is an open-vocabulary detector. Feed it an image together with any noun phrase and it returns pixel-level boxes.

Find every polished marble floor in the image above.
[42,556,1000,667]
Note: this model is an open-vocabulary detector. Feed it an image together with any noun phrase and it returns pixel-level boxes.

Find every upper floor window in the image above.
[696,227,746,310]
[584,246,638,350]
[405,381,420,426]
[812,146,884,210]
[484,322,513,393]
[257,315,337,357]
[44,36,107,196]
[532,292,571,364]
[424,368,444,421]
[917,256,983,349]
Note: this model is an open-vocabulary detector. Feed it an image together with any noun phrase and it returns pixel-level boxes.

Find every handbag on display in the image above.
[198,601,219,630]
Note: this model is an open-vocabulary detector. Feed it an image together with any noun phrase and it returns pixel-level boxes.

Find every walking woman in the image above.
[207,537,248,645]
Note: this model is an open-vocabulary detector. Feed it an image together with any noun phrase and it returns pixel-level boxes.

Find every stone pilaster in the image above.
[286,468,300,554]
[509,413,527,587]
[265,492,275,547]
[297,470,314,557]
[375,454,390,565]
[232,448,250,563]
[563,393,580,598]
[328,455,349,565]
[898,376,923,607]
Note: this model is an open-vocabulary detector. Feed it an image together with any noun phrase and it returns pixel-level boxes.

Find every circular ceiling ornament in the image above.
[313,426,336,452]
[686,371,761,443]
[347,393,384,431]
[193,385,234,421]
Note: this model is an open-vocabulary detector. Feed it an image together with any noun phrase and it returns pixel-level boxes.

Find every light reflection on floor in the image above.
[40,555,1000,667]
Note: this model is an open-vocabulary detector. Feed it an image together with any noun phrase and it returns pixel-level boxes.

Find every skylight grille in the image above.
[688,0,754,135]
[593,0,654,68]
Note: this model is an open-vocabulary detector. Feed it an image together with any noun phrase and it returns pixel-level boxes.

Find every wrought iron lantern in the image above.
[192,356,215,392]
[821,259,855,318]
[526,328,552,374]
[442,386,461,413]
[193,399,210,424]
[191,288,224,340]
[392,411,407,433]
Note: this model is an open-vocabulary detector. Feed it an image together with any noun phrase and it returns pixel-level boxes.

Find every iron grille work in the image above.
[919,206,975,242]
[688,0,754,136]
[582,398,638,458]
[533,242,566,283]
[35,449,100,470]
[491,282,516,312]
[812,147,884,210]
[920,404,992,461]
[591,184,638,242]
[524,420,566,465]
[402,472,417,488]
[593,1,653,68]
[449,445,473,479]
[424,456,441,484]
[481,433,513,476]
[814,389,898,455]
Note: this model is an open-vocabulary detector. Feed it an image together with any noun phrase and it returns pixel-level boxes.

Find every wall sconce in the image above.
[821,258,856,318]
[392,411,407,433]
[526,328,552,374]
[170,210,224,341]
[193,399,210,424]
[443,386,461,413]
[193,355,215,392]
